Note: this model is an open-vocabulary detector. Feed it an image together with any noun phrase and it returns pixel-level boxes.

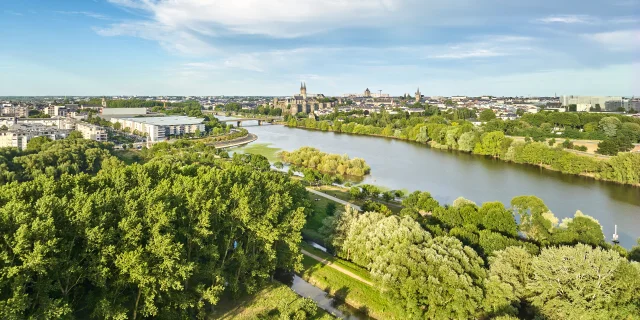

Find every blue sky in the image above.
[1,0,639,96]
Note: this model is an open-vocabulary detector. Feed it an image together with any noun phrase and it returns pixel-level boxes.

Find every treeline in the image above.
[279,147,370,177]
[216,103,283,116]
[485,113,640,155]
[0,140,309,319]
[318,189,640,319]
[287,118,640,186]
[85,98,201,110]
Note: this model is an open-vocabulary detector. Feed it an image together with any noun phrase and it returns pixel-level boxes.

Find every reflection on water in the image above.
[222,117,640,248]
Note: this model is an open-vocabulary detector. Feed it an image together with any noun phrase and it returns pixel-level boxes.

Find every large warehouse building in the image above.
[110,116,205,142]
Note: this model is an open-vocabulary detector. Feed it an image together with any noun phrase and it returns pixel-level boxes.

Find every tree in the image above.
[273,161,284,169]
[26,136,52,151]
[483,247,533,318]
[596,138,620,156]
[599,117,621,137]
[349,186,363,200]
[361,200,392,216]
[0,148,308,318]
[479,109,497,122]
[0,125,7,131]
[527,244,640,319]
[458,131,478,152]
[370,236,486,319]
[322,205,359,258]
[627,238,640,262]
[67,130,84,139]
[553,211,604,246]
[474,131,512,158]
[402,191,440,213]
[325,202,337,216]
[479,202,517,237]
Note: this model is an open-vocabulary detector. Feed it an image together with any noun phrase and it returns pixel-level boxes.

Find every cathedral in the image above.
[273,83,336,114]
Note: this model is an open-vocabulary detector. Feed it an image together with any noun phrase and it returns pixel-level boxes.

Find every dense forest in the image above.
[2,137,640,319]
[287,114,640,186]
[0,140,309,319]
[316,190,640,319]
[279,147,371,177]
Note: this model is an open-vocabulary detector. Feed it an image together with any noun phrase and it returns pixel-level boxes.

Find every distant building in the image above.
[1,105,30,118]
[76,122,108,142]
[101,107,147,119]
[415,88,422,103]
[273,83,335,114]
[110,116,205,142]
[364,88,371,97]
[561,96,624,112]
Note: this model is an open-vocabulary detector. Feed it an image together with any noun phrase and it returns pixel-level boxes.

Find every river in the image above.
[225,118,640,248]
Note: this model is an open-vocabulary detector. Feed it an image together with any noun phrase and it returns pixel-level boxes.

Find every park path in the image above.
[306,188,362,211]
[300,249,373,286]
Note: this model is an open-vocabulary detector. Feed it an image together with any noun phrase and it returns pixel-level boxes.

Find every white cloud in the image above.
[106,0,406,38]
[536,14,595,24]
[584,29,640,51]
[430,49,509,59]
[4,10,23,16]
[427,36,533,59]
[55,11,111,20]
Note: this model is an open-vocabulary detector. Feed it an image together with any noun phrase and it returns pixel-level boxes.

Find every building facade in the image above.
[76,122,108,142]
[110,116,205,142]
[273,83,336,114]
[560,96,625,112]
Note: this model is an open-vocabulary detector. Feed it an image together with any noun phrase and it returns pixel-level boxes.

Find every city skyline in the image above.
[1,0,639,96]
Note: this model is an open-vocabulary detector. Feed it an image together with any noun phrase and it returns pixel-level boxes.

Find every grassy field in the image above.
[301,243,372,283]
[313,185,404,215]
[300,254,405,320]
[211,282,335,320]
[233,143,281,162]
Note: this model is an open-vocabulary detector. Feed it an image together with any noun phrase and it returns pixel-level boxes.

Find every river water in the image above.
[226,119,640,248]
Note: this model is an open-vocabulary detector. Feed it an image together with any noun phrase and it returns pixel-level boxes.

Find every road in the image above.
[306,188,361,211]
[300,249,373,286]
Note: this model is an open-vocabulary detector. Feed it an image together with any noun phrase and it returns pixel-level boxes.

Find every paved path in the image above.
[306,188,361,211]
[213,133,258,149]
[301,249,373,286]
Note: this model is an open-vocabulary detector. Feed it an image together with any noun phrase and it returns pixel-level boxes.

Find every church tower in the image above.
[300,82,308,99]
[364,88,371,97]
[415,88,421,103]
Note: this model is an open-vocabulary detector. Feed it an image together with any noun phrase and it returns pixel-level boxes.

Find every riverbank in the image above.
[285,123,640,187]
[212,133,258,148]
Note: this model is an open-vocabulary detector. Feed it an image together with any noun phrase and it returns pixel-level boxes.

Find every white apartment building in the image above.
[0,131,30,150]
[76,122,108,142]
[110,116,205,142]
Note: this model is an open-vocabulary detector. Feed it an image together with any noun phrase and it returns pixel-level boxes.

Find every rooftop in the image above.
[116,116,204,126]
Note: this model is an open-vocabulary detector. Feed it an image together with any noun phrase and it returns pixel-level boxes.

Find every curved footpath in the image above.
[306,188,362,211]
[300,249,373,286]
[212,133,258,148]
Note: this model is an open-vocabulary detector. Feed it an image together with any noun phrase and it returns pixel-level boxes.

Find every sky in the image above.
[0,0,639,96]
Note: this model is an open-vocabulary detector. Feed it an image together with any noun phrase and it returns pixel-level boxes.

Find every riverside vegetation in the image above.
[2,136,640,319]
[286,111,640,186]
[279,147,371,177]
[0,138,323,319]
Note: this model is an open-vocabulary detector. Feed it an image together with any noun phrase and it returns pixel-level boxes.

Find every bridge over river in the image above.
[220,117,281,126]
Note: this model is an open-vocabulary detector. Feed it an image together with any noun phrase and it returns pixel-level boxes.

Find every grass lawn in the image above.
[314,185,405,215]
[301,243,372,283]
[300,255,406,320]
[233,143,281,162]
[211,282,334,320]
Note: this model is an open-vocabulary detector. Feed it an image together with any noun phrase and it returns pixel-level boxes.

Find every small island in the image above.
[279,147,371,177]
